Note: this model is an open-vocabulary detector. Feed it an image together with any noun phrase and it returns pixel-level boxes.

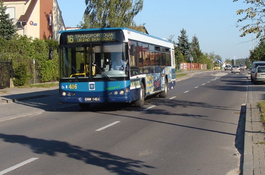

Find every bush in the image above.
[13,62,30,86]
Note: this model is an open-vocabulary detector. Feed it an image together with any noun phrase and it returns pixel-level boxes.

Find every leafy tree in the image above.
[0,1,16,40]
[234,0,265,38]
[175,47,185,69]
[190,35,203,64]
[225,58,232,64]
[81,0,143,28]
[201,53,211,69]
[249,39,265,61]
[177,29,191,62]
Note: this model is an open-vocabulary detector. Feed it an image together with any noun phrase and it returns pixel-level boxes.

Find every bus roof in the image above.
[59,27,173,48]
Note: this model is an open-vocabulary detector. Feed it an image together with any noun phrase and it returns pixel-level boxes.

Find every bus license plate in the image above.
[85,97,100,102]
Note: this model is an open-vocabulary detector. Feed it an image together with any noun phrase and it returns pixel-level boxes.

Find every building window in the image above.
[6,7,15,19]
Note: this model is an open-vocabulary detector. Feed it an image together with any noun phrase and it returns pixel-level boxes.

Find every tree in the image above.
[0,1,16,40]
[177,29,190,62]
[249,39,265,61]
[190,35,203,64]
[234,0,265,39]
[81,0,143,28]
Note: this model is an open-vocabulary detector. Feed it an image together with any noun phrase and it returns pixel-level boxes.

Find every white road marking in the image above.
[0,157,39,175]
[144,105,156,111]
[96,121,120,132]
[194,86,199,89]
[202,83,205,86]
[184,90,189,93]
[169,96,176,100]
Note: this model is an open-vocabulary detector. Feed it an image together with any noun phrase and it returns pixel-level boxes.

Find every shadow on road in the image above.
[0,133,154,175]
[235,105,246,174]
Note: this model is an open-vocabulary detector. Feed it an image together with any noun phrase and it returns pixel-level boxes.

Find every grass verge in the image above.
[19,82,59,88]
[175,73,188,78]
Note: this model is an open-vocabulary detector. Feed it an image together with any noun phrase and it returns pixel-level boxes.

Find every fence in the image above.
[0,59,13,89]
[179,63,207,70]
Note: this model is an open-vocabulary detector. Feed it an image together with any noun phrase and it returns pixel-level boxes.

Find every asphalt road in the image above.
[0,71,250,175]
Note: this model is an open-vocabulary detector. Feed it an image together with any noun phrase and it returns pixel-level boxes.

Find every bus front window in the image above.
[60,46,90,79]
[91,43,128,79]
[59,43,128,80]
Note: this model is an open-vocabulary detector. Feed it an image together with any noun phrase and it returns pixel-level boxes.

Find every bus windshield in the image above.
[59,43,129,81]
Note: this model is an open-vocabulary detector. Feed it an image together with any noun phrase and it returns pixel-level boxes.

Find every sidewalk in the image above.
[244,103,265,175]
[0,86,58,104]
[0,86,60,122]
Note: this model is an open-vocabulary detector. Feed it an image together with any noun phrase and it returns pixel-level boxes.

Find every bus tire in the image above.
[79,103,90,109]
[160,79,168,98]
[134,83,145,108]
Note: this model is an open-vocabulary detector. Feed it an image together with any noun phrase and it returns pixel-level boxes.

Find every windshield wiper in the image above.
[92,63,111,80]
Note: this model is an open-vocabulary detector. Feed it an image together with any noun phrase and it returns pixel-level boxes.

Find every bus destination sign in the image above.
[66,32,116,44]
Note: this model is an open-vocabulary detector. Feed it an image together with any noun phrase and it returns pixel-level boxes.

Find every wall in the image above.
[40,0,52,39]
[25,0,40,38]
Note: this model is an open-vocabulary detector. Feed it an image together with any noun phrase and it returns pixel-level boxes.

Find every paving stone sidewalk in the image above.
[244,103,265,175]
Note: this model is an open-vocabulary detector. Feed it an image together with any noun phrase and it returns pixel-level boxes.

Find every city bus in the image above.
[58,27,175,108]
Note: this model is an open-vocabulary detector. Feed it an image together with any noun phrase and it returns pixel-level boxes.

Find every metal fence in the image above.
[0,60,13,89]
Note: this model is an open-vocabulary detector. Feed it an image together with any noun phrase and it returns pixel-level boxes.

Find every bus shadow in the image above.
[0,133,154,175]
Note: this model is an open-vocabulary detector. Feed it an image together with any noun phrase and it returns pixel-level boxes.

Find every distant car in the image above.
[250,61,265,82]
[239,64,246,71]
[252,65,265,84]
[224,65,232,71]
[214,66,220,70]
[231,65,240,73]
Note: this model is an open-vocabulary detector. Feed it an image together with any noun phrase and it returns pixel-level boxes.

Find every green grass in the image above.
[256,141,265,145]
[175,73,188,78]
[19,82,59,88]
[257,101,265,129]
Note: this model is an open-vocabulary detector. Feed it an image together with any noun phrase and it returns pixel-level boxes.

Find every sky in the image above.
[57,0,254,61]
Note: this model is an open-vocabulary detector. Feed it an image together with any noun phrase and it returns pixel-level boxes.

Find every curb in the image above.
[0,94,56,105]
[243,103,253,175]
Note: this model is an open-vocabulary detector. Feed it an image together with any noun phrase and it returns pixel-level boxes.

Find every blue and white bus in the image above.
[58,28,175,108]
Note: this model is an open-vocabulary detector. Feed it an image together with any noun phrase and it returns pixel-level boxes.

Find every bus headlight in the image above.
[114,91,118,95]
[119,90,125,95]
[125,88,129,92]
[62,92,66,96]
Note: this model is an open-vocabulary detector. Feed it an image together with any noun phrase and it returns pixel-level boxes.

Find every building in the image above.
[3,0,65,40]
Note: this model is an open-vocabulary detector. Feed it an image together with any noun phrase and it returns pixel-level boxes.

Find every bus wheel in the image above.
[134,83,145,108]
[160,79,168,98]
[79,103,90,109]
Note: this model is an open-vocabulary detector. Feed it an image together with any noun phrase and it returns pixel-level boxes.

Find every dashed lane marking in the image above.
[0,157,39,175]
[144,105,156,111]
[96,121,120,132]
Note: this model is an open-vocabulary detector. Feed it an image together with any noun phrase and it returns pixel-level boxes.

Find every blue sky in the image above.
[57,0,253,61]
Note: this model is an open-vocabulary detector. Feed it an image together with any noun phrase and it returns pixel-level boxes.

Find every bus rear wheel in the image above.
[160,79,168,98]
[79,103,90,109]
[134,83,145,108]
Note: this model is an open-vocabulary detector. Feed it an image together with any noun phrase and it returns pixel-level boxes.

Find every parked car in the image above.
[250,61,265,82]
[231,65,240,73]
[252,65,265,84]
[224,64,232,71]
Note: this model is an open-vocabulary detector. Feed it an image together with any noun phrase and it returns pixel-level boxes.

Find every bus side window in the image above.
[131,66,139,76]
